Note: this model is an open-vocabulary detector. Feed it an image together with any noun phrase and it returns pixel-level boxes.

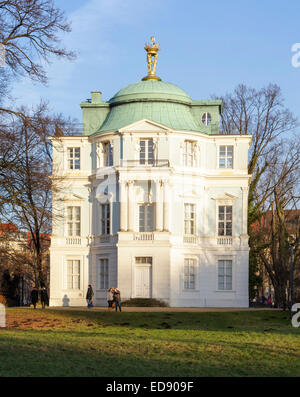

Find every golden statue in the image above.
[142,36,161,81]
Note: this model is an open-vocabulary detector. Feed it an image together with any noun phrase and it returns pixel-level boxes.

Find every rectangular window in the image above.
[139,204,154,232]
[103,142,113,166]
[140,139,154,165]
[67,259,80,289]
[218,260,232,290]
[184,258,195,289]
[100,258,109,289]
[184,203,196,235]
[101,204,110,235]
[219,145,233,169]
[67,206,81,236]
[218,205,232,236]
[135,257,152,265]
[183,141,194,167]
[67,147,80,170]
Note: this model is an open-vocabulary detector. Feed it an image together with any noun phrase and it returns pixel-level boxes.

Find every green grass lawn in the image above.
[0,309,299,377]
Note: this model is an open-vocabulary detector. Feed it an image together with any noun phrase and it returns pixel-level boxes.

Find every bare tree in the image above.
[0,0,75,84]
[0,102,70,288]
[215,84,300,306]
[252,139,300,308]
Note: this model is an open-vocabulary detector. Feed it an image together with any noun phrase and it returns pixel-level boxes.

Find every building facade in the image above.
[50,39,252,307]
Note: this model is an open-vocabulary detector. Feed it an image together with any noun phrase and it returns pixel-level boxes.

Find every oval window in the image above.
[202,112,211,126]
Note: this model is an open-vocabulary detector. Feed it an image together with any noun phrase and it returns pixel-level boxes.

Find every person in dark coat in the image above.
[86,284,94,308]
[113,288,121,312]
[40,286,49,309]
[30,287,39,309]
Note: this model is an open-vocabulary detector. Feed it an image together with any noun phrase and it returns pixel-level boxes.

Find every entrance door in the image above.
[135,266,152,298]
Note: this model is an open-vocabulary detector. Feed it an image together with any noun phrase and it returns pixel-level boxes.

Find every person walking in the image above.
[30,287,39,309]
[107,288,114,311]
[267,295,272,308]
[40,286,49,309]
[113,288,121,312]
[86,284,94,308]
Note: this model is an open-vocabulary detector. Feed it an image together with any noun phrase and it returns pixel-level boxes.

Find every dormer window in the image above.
[202,112,211,126]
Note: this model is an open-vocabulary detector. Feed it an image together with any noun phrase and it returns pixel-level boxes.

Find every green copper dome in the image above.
[109,81,192,106]
[97,80,203,133]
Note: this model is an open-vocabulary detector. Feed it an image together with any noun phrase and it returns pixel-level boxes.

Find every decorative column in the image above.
[155,179,163,231]
[204,186,210,236]
[120,180,128,231]
[127,180,135,231]
[163,180,170,232]
[242,186,249,235]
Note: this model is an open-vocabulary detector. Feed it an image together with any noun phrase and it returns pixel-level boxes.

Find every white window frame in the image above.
[218,205,233,236]
[202,112,211,126]
[103,141,113,167]
[66,206,81,237]
[66,259,81,290]
[217,259,233,291]
[99,257,109,290]
[218,145,234,169]
[67,147,81,170]
[183,140,196,167]
[138,203,155,232]
[101,203,111,235]
[139,138,154,165]
[184,203,196,236]
[183,258,196,290]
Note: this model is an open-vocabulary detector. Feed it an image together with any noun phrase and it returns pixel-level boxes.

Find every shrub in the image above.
[122,298,168,307]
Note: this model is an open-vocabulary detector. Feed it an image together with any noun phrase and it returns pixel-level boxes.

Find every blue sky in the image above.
[9,0,300,123]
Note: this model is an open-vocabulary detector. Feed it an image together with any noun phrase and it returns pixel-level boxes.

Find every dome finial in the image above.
[142,36,161,81]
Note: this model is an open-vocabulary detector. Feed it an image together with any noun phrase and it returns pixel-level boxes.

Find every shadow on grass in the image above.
[0,331,297,377]
[42,309,297,336]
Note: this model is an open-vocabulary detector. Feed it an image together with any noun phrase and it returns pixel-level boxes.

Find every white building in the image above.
[50,39,252,307]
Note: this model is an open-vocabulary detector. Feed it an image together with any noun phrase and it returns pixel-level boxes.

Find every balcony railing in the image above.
[182,235,234,246]
[66,237,82,245]
[120,159,169,167]
[183,235,198,244]
[133,232,154,241]
[217,237,233,245]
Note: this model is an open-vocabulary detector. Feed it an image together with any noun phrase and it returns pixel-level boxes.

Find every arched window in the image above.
[202,112,211,126]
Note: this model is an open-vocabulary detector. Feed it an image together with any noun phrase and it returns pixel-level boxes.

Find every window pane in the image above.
[75,207,80,221]
[227,146,233,155]
[218,276,224,290]
[67,207,73,220]
[74,260,80,274]
[218,222,224,236]
[225,277,232,290]
[68,222,73,236]
[219,158,226,168]
[227,158,233,168]
[219,146,226,156]
[226,223,232,236]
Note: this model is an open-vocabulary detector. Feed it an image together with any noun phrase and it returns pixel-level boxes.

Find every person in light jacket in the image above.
[107,288,114,311]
